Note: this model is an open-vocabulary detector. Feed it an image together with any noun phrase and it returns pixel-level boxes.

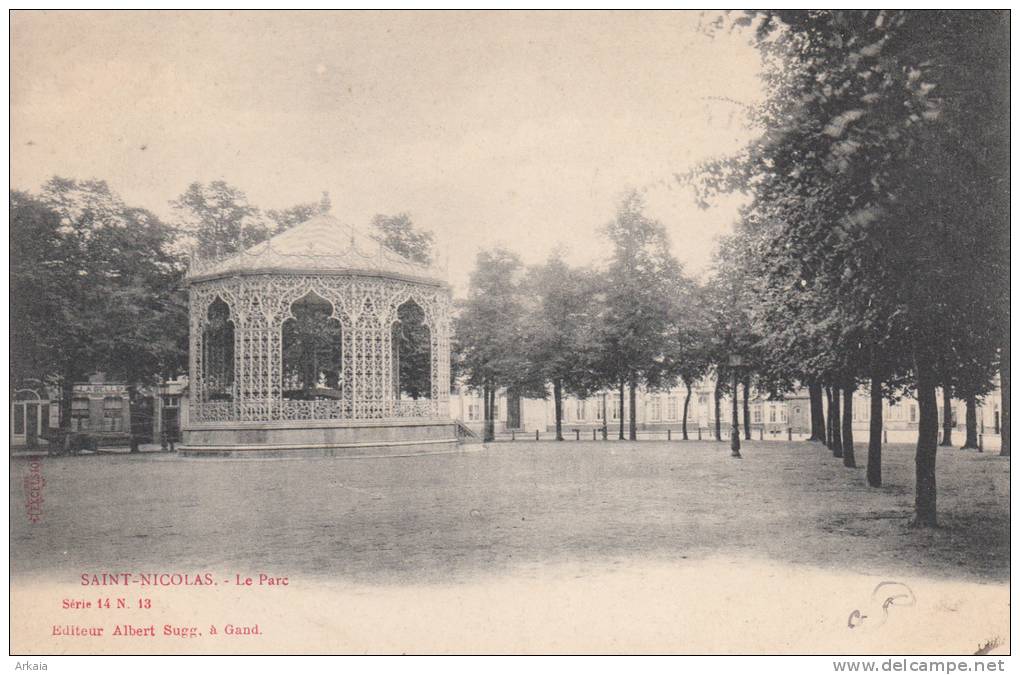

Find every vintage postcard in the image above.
[8,9,1010,661]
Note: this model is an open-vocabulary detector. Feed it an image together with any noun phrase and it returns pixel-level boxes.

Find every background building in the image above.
[11,385,54,449]
[450,378,1004,448]
[10,373,177,450]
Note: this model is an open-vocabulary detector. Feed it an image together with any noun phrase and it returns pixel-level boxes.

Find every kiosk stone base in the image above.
[180,419,460,458]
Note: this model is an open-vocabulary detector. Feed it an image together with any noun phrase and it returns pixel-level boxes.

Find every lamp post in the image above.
[728,354,744,458]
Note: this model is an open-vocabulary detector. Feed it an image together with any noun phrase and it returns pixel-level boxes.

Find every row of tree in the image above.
[454,191,747,445]
[686,10,1009,526]
[454,10,1009,529]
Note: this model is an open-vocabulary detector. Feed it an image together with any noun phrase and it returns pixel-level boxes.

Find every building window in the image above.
[575,400,585,421]
[753,406,761,424]
[780,407,787,423]
[666,396,678,421]
[13,406,24,434]
[909,404,917,423]
[162,395,179,408]
[103,396,123,432]
[611,395,621,421]
[71,397,90,431]
[649,397,661,422]
[769,406,776,423]
[595,397,604,421]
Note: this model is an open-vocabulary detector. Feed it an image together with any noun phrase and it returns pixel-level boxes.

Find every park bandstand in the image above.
[180,214,457,456]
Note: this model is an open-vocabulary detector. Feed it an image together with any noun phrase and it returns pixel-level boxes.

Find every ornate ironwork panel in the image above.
[188,273,450,424]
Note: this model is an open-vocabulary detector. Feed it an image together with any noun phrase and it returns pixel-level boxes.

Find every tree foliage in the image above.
[454,248,546,439]
[267,192,332,234]
[371,213,436,266]
[171,180,270,259]
[11,180,187,429]
[521,253,599,438]
[594,192,684,390]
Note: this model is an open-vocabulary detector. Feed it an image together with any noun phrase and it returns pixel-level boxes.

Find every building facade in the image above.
[450,378,1006,445]
[11,386,55,449]
[10,373,183,450]
[154,376,188,445]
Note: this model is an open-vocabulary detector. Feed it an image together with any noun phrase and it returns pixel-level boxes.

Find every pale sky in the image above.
[11,10,764,293]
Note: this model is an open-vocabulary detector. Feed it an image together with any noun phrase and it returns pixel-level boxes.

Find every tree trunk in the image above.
[830,387,843,458]
[1001,343,1010,457]
[825,386,834,449]
[913,356,939,527]
[742,377,751,440]
[507,389,521,429]
[940,386,953,447]
[618,380,625,440]
[682,382,692,440]
[601,391,608,440]
[482,385,489,435]
[628,380,638,441]
[60,371,75,432]
[489,387,497,441]
[553,378,564,441]
[730,370,741,456]
[714,382,722,441]
[868,372,883,488]
[842,384,856,467]
[127,386,139,453]
[808,381,826,442]
[962,395,978,449]
[482,384,493,442]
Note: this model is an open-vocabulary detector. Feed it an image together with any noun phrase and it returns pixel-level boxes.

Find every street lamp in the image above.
[728,354,744,458]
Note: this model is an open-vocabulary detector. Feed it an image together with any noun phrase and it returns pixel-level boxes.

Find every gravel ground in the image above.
[10,439,1009,585]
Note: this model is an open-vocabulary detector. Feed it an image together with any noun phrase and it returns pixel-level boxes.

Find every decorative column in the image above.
[429,317,441,417]
[189,283,240,423]
[351,296,390,419]
[232,302,250,421]
[437,314,451,418]
[265,303,285,422]
[188,288,204,417]
[375,311,393,419]
[390,321,400,415]
[232,289,276,422]
[431,291,452,418]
